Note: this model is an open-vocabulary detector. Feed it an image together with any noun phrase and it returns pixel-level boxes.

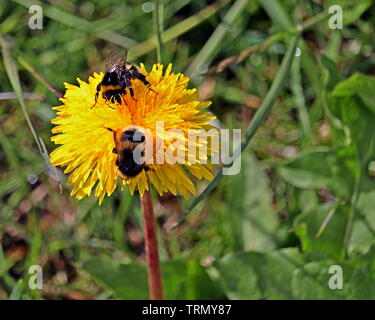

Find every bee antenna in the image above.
[123,49,128,62]
[104,127,114,132]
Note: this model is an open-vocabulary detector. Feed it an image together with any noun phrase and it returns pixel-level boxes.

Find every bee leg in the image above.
[120,90,128,106]
[103,95,113,109]
[145,81,158,94]
[114,94,122,104]
[105,95,115,109]
[91,83,101,109]
[145,83,158,94]
[134,73,157,94]
[107,101,115,109]
[112,147,117,154]
[129,87,137,101]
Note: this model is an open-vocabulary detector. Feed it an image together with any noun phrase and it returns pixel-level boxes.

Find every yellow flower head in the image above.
[50,64,217,204]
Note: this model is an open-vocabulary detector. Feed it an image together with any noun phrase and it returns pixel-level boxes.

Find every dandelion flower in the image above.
[50,64,218,204]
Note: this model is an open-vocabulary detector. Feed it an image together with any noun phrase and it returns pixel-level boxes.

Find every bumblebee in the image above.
[107,126,151,179]
[92,53,155,108]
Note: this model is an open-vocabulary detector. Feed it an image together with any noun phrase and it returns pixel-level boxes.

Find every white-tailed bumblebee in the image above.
[107,126,151,179]
[92,52,156,108]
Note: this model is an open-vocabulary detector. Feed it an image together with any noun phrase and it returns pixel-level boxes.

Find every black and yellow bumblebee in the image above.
[107,126,151,179]
[92,53,156,108]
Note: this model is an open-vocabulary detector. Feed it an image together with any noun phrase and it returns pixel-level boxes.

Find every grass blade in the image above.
[153,0,164,64]
[258,0,293,30]
[128,0,231,60]
[0,36,61,189]
[205,10,330,74]
[186,0,249,77]
[9,279,24,300]
[17,56,63,98]
[0,36,42,153]
[0,92,44,100]
[12,0,137,48]
[291,51,313,141]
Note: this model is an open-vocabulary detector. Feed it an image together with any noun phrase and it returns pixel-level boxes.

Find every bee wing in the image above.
[123,49,128,62]
[117,50,128,67]
[105,50,115,71]
[108,51,129,70]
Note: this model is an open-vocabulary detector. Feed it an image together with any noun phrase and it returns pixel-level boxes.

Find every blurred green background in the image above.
[1,0,375,299]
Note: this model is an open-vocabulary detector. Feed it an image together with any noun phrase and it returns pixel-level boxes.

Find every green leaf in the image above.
[259,248,306,299]
[82,259,148,299]
[344,251,375,299]
[280,73,375,258]
[291,260,345,299]
[214,248,375,300]
[180,260,224,300]
[292,251,375,299]
[213,248,305,299]
[332,73,375,114]
[241,154,279,251]
[211,152,279,251]
[82,258,223,300]
[329,74,375,183]
[279,149,334,188]
[329,76,375,256]
[293,203,349,260]
[320,55,344,89]
[278,148,352,199]
[350,190,375,255]
[213,251,264,299]
[162,259,224,299]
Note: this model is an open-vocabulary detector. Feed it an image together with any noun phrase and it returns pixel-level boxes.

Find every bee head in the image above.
[121,128,146,144]
[113,126,153,163]
[113,126,147,145]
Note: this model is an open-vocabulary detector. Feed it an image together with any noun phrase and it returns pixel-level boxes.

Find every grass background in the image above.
[0,0,375,299]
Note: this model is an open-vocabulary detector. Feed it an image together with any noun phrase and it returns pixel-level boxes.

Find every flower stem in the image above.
[141,190,164,300]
